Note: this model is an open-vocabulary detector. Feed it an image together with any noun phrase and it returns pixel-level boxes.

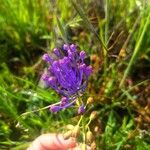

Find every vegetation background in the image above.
[0,0,150,149]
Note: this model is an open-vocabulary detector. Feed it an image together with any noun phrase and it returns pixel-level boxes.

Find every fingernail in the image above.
[64,137,76,144]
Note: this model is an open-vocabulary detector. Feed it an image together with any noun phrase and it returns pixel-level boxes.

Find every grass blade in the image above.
[120,9,150,87]
[71,0,107,50]
[56,17,68,43]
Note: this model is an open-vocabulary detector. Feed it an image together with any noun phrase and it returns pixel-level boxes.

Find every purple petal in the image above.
[42,54,53,63]
[41,73,49,81]
[84,66,93,77]
[79,63,86,70]
[68,50,74,60]
[79,51,86,60]
[48,77,57,87]
[78,105,85,114]
[60,97,69,106]
[70,44,77,52]
[53,48,62,58]
[63,44,69,51]
[61,99,76,109]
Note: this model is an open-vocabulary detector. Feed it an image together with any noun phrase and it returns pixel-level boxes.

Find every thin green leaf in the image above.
[56,17,68,43]
[71,0,107,50]
[120,8,150,87]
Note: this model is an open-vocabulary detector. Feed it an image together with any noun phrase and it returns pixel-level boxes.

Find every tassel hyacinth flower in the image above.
[41,44,92,113]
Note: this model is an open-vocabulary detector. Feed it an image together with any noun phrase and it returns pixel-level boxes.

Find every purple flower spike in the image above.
[50,106,62,112]
[41,44,93,112]
[78,105,85,114]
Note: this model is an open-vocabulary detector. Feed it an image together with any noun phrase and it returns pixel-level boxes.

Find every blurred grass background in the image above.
[0,0,150,149]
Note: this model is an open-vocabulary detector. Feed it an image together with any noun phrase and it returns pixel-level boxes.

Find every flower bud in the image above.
[63,44,69,51]
[70,44,77,52]
[80,51,86,60]
[41,73,49,81]
[48,77,57,87]
[66,124,74,130]
[63,130,72,140]
[79,63,86,70]
[42,54,53,63]
[53,48,61,58]
[87,97,94,104]
[86,131,94,143]
[50,106,61,112]
[90,111,98,120]
[72,125,80,137]
[60,97,69,106]
[84,66,93,77]
[78,105,85,114]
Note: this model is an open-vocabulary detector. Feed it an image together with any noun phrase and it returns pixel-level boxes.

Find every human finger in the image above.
[27,133,76,150]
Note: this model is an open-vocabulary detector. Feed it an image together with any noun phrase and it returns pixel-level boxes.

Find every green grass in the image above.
[0,0,150,149]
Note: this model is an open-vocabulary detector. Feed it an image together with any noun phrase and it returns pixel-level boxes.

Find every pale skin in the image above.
[27,133,89,150]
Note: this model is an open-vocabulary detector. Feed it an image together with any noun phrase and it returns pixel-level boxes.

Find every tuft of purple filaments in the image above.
[41,44,92,113]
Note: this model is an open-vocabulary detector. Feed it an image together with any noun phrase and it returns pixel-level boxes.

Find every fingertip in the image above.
[27,133,77,150]
[37,134,77,150]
